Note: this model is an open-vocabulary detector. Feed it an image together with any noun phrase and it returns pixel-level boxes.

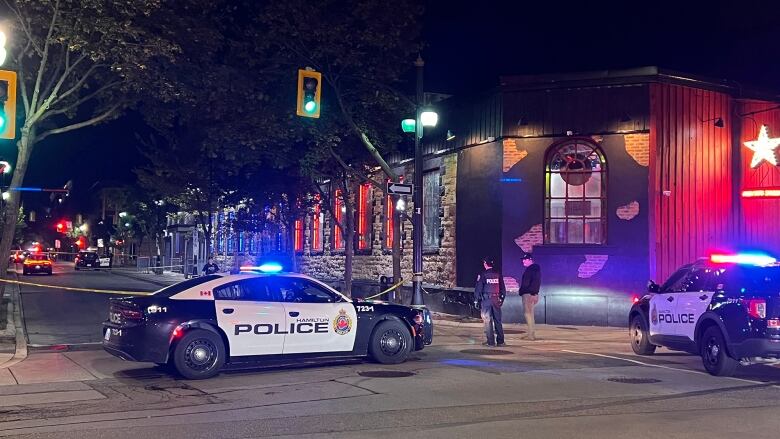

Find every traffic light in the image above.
[296,69,321,118]
[76,238,84,249]
[0,70,17,140]
[56,222,64,233]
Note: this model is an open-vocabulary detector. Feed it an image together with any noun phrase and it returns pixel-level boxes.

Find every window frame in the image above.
[422,170,442,251]
[543,138,608,245]
[272,277,346,304]
[356,183,372,252]
[332,188,345,251]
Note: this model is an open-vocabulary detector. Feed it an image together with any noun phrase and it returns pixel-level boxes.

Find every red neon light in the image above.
[312,204,322,251]
[742,187,780,198]
[334,190,344,249]
[386,194,394,248]
[294,219,304,252]
[358,184,370,250]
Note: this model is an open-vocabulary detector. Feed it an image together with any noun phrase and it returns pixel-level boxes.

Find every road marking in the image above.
[560,349,776,386]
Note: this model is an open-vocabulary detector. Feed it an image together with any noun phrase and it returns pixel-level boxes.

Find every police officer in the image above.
[519,252,541,340]
[474,257,506,347]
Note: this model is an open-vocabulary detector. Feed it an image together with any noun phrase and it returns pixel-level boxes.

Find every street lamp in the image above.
[1,192,8,200]
[420,110,438,128]
[79,224,88,233]
[119,211,128,218]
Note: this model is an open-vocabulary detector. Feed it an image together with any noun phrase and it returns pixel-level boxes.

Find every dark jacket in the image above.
[475,268,506,305]
[519,263,541,295]
[202,263,219,275]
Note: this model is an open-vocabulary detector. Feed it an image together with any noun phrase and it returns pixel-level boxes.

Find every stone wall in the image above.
[297,153,458,289]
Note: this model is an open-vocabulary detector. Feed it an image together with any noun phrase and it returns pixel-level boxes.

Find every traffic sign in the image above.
[387,182,413,196]
[54,239,61,249]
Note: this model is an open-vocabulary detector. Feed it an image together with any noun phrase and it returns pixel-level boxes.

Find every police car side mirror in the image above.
[647,281,660,293]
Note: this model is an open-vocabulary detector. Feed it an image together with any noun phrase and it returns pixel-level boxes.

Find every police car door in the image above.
[274,277,357,355]
[676,267,716,341]
[649,267,688,337]
[214,278,286,356]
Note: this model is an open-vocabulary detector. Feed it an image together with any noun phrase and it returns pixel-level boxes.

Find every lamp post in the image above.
[412,55,425,306]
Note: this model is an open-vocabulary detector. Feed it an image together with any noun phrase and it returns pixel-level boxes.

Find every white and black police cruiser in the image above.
[102,263,433,379]
[630,252,780,376]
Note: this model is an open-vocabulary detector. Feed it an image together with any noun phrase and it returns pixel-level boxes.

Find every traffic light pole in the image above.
[411,55,424,306]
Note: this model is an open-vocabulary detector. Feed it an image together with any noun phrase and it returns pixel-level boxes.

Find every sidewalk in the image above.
[0,271,27,370]
[109,269,187,287]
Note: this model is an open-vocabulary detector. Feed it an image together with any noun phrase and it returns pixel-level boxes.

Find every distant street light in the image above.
[79,224,88,232]
[119,211,128,218]
[1,192,8,200]
[0,31,7,66]
[124,222,131,227]
[0,160,10,174]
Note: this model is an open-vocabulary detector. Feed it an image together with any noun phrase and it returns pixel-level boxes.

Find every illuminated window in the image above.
[311,203,323,252]
[294,219,304,253]
[384,177,403,249]
[423,172,441,250]
[357,184,371,251]
[333,189,344,250]
[544,139,607,244]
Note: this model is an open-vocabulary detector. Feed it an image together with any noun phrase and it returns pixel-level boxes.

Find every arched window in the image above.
[545,139,607,244]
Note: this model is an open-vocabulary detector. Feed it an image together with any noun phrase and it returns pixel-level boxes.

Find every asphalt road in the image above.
[5,267,780,438]
[15,262,164,347]
[1,324,780,438]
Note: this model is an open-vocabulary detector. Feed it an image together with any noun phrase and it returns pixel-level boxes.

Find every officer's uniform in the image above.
[475,268,506,346]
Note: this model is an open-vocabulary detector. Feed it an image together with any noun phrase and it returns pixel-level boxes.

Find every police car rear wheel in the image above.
[172,329,225,380]
[630,315,656,355]
[369,320,412,364]
[700,326,738,377]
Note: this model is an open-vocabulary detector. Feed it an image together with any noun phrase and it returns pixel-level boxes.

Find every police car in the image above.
[630,252,780,376]
[102,264,433,379]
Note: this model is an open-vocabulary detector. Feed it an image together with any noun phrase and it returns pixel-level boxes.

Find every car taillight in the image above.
[743,298,767,319]
[413,313,424,325]
[111,302,144,321]
[768,319,780,329]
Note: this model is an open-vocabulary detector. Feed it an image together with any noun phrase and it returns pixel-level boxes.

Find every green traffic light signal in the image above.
[296,69,321,118]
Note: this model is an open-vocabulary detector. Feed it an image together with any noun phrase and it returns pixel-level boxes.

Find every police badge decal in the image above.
[651,304,658,326]
[333,309,352,335]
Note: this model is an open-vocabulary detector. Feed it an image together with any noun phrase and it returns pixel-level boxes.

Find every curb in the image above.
[109,269,181,288]
[0,272,28,369]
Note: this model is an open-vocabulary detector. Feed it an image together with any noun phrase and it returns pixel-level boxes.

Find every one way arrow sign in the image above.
[387,182,413,196]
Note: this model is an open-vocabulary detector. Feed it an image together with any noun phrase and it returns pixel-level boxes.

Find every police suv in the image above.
[102,265,433,379]
[630,253,780,376]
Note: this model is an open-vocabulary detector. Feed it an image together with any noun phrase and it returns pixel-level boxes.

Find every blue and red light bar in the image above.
[239,262,284,273]
[710,252,777,266]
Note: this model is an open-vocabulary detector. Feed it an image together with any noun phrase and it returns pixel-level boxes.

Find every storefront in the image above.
[297,67,780,326]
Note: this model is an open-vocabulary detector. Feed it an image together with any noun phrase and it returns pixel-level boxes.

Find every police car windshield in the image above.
[153,275,221,297]
[717,265,780,295]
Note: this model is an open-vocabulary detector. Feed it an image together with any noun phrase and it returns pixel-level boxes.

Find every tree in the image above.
[255,0,423,291]
[0,0,180,276]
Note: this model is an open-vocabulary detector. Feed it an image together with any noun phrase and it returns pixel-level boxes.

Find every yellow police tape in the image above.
[363,278,405,301]
[0,278,153,296]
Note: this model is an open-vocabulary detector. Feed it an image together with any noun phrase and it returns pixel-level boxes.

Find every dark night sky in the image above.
[10,0,780,213]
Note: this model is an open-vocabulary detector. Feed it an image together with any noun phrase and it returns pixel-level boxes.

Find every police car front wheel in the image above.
[700,326,738,377]
[171,329,225,380]
[369,320,412,364]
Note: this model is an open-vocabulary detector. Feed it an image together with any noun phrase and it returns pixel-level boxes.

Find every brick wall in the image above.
[503,138,529,172]
[624,133,649,167]
[296,154,458,290]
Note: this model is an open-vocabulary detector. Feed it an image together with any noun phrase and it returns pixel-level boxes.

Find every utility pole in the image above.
[412,55,424,306]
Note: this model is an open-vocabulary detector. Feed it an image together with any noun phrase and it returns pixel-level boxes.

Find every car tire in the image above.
[171,329,225,380]
[700,326,738,377]
[630,315,656,355]
[368,319,412,364]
